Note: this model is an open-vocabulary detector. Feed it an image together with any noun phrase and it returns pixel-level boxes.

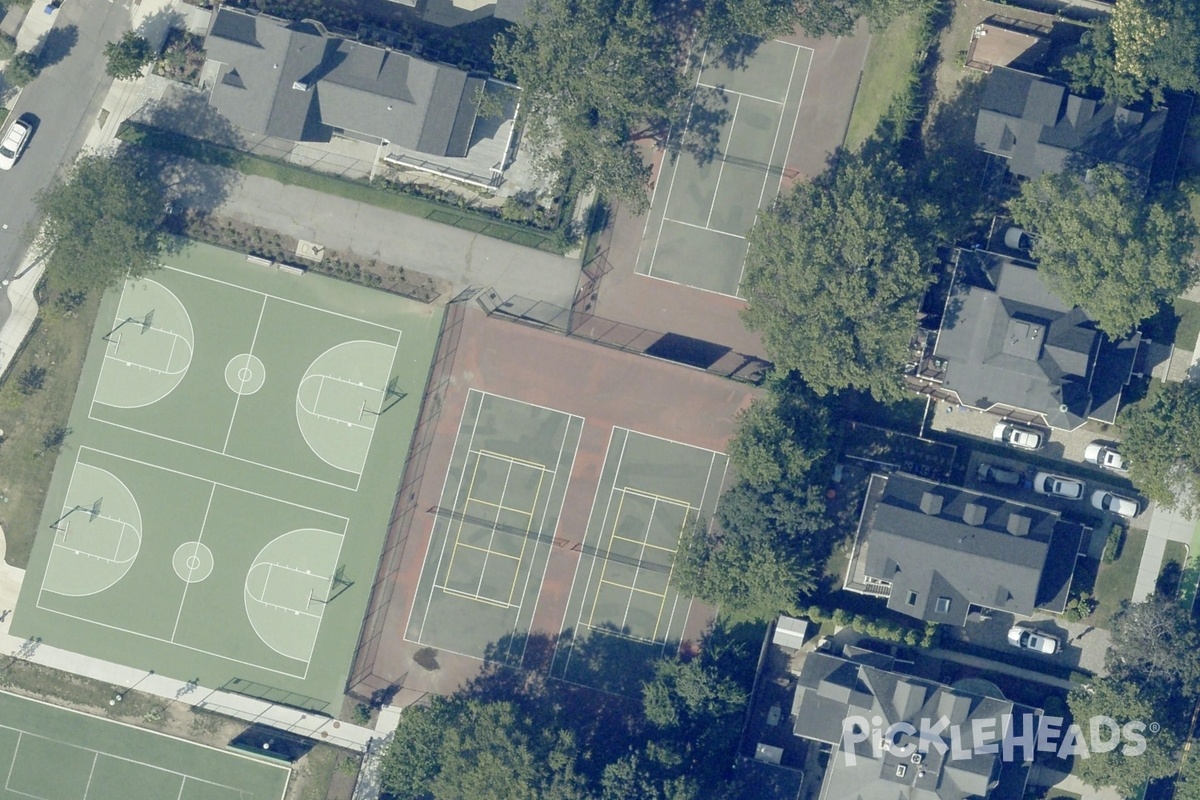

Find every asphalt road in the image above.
[0,0,126,322]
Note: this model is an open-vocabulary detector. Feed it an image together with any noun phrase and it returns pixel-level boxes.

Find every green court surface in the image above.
[12,242,442,709]
[637,38,813,297]
[550,428,728,695]
[0,690,289,799]
[405,389,583,666]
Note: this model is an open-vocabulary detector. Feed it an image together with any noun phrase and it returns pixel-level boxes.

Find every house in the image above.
[202,7,515,183]
[921,248,1139,431]
[792,650,1036,799]
[965,16,1052,74]
[845,472,1083,626]
[975,66,1174,182]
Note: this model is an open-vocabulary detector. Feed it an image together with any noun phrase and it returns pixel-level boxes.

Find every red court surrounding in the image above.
[348,304,757,705]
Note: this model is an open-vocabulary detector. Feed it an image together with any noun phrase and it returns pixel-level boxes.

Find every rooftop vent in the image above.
[963,502,986,526]
[896,765,907,778]
[292,79,311,91]
[1007,513,1031,536]
[911,753,923,764]
[919,492,944,516]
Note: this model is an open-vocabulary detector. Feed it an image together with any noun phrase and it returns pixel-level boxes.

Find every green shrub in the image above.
[1101,525,1125,564]
[4,51,41,88]
[0,32,16,60]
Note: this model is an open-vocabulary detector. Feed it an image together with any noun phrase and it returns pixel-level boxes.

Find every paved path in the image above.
[1134,502,1197,602]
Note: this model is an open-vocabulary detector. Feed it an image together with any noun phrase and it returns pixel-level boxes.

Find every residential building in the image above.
[845,472,1083,626]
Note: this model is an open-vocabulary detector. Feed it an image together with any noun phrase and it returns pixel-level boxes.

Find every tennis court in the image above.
[12,242,442,709]
[0,690,289,800]
[550,428,728,694]
[405,389,583,665]
[637,38,813,297]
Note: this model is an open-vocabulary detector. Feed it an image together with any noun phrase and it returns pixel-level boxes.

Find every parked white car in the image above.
[1092,490,1139,518]
[1033,472,1084,500]
[1007,625,1059,655]
[1084,443,1128,474]
[992,423,1043,451]
[0,118,32,171]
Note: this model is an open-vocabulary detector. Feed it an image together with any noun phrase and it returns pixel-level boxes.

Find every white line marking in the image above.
[662,217,747,239]
[222,296,268,453]
[170,483,217,642]
[696,82,785,105]
[705,94,742,230]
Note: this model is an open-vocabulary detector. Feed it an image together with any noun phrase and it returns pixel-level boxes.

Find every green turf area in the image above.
[1174,298,1200,350]
[12,242,442,709]
[0,690,289,799]
[1092,528,1148,628]
[845,11,924,150]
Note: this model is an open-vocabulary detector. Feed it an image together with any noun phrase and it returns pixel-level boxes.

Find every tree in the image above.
[0,31,16,61]
[3,50,41,88]
[1119,381,1200,516]
[1009,163,1199,338]
[1107,596,1200,694]
[1067,676,1180,796]
[41,425,69,452]
[17,365,46,395]
[104,32,153,80]
[726,386,831,492]
[33,152,166,293]
[492,0,690,212]
[1064,0,1200,103]
[741,148,929,401]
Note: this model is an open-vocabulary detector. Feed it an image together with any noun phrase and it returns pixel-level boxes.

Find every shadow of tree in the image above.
[37,24,77,70]
[135,6,185,52]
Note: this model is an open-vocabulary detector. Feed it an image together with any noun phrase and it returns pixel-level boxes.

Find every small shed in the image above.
[772,616,808,651]
[755,743,784,765]
[966,15,1052,73]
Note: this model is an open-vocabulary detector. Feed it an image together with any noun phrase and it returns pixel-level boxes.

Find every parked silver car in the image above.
[1092,491,1139,518]
[1084,443,1128,474]
[1033,472,1084,500]
[992,423,1043,451]
[1007,625,1059,655]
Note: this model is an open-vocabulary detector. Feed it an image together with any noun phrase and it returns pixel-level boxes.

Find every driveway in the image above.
[0,0,127,320]
[167,158,583,309]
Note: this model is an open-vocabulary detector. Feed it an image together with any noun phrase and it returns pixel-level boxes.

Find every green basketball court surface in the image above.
[637,38,814,297]
[0,690,289,799]
[12,242,442,709]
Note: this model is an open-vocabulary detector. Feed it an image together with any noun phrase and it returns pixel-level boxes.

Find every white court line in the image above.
[560,428,630,678]
[82,752,99,799]
[619,496,659,631]
[222,296,268,453]
[85,415,356,491]
[352,326,406,492]
[170,484,217,643]
[517,414,584,665]
[662,217,746,239]
[475,460,516,597]
[695,82,785,105]
[705,94,742,230]
[753,42,804,215]
[415,389,485,643]
[161,264,404,335]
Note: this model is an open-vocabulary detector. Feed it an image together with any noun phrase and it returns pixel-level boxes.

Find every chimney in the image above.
[1007,514,1031,536]
[919,492,944,516]
[963,503,986,526]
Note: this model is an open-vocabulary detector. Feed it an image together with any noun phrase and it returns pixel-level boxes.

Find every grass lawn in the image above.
[1175,298,1200,350]
[0,289,102,568]
[845,11,924,149]
[1092,528,1148,628]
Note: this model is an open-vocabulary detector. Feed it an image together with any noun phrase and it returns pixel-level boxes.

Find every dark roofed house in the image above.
[925,249,1139,431]
[204,7,483,159]
[975,66,1175,182]
[846,473,1082,626]
[791,651,1036,800]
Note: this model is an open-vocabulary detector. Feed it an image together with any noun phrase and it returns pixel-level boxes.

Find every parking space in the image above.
[945,609,1111,676]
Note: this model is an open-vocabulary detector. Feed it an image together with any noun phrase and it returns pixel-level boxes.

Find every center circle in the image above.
[172,541,214,584]
[224,354,266,395]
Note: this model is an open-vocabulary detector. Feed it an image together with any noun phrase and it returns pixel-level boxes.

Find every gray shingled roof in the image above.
[792,652,1031,800]
[204,7,480,157]
[932,250,1142,430]
[975,66,1168,179]
[861,474,1056,626]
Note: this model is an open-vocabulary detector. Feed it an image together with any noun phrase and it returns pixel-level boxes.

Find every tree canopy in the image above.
[741,148,929,401]
[1008,163,1199,338]
[1106,596,1200,694]
[1119,380,1200,516]
[1066,0,1200,103]
[4,50,40,88]
[33,152,166,293]
[104,32,154,80]
[492,0,690,212]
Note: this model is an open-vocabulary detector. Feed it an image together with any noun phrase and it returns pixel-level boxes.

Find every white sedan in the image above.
[1092,490,1140,518]
[1007,625,1059,655]
[0,118,31,171]
[992,423,1043,451]
[1033,472,1084,500]
[1084,443,1128,474]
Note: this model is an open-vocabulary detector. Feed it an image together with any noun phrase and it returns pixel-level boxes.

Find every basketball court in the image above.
[405,389,583,665]
[0,690,289,800]
[550,428,727,695]
[636,38,814,297]
[12,243,442,709]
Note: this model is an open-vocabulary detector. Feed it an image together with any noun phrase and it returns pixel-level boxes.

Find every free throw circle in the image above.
[173,541,214,583]
[225,354,266,395]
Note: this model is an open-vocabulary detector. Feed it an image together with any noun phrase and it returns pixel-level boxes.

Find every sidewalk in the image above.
[1134,502,1197,602]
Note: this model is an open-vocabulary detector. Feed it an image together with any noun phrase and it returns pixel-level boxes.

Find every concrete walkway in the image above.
[1134,502,1197,602]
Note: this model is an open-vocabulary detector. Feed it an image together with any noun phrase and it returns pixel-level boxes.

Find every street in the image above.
[0,0,127,324]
